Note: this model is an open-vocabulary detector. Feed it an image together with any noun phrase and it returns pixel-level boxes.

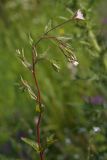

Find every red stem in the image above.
[30,18,73,160]
[32,48,44,160]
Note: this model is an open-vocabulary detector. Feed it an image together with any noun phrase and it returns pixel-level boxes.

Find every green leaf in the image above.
[16,49,32,70]
[80,40,91,47]
[46,134,57,147]
[21,137,40,153]
[28,34,34,46]
[21,77,37,100]
[44,19,52,33]
[66,8,74,15]
[51,61,60,72]
[88,30,101,53]
[58,16,68,20]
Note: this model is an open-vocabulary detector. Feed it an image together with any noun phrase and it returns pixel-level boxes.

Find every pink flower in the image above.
[74,9,85,20]
[72,60,79,66]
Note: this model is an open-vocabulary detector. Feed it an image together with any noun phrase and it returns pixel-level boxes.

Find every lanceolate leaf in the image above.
[21,137,40,153]
[21,77,37,100]
[16,49,32,70]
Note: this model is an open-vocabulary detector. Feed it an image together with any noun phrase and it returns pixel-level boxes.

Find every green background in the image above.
[0,0,107,159]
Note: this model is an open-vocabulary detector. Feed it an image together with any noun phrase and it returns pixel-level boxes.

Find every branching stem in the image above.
[32,17,73,160]
[35,18,73,46]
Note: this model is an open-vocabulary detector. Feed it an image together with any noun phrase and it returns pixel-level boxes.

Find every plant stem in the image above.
[32,17,73,160]
[35,18,72,46]
[32,48,44,160]
[45,18,72,34]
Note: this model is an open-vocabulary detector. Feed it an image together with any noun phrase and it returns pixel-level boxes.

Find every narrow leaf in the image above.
[21,137,40,153]
[51,61,60,72]
[21,77,37,100]
[58,16,68,20]
[66,8,74,15]
[28,34,34,46]
[44,20,52,33]
[16,49,32,70]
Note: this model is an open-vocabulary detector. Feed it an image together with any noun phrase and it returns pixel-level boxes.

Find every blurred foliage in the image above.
[0,0,107,160]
